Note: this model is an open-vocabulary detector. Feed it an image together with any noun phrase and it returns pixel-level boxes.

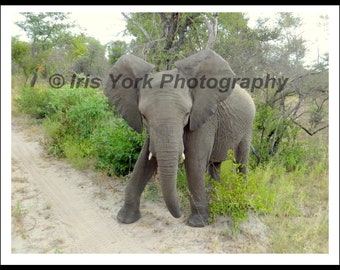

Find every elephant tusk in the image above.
[148,152,153,160]
[180,153,185,162]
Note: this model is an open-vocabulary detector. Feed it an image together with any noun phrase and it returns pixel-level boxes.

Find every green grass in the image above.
[175,138,329,253]
[259,133,329,253]
[207,150,275,229]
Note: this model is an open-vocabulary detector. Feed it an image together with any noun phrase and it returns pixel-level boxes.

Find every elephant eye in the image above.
[141,113,147,121]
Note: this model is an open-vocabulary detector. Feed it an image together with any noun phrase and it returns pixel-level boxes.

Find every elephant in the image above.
[104,49,256,227]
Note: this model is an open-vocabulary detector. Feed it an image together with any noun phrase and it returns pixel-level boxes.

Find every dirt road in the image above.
[10,118,270,262]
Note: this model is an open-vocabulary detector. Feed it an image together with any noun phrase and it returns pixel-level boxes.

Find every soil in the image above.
[10,116,271,264]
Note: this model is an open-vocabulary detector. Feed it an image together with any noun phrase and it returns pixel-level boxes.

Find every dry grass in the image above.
[12,200,29,239]
[260,130,329,253]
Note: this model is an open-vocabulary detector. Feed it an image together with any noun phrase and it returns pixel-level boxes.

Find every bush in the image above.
[42,87,110,157]
[15,86,53,118]
[48,87,106,115]
[207,150,274,229]
[33,88,145,176]
[66,95,110,138]
[250,102,306,171]
[61,136,95,169]
[91,118,146,177]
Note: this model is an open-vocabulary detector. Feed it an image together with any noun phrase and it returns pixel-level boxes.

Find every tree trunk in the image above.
[30,67,39,87]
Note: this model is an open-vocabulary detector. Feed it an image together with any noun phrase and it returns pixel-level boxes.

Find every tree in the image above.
[71,36,110,78]
[11,37,33,83]
[15,12,74,87]
[248,13,328,167]
[212,12,277,77]
[46,34,89,76]
[106,40,129,65]
[123,12,204,70]
[123,12,271,76]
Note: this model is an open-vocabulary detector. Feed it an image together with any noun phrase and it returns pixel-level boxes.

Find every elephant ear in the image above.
[104,55,154,133]
[175,49,235,131]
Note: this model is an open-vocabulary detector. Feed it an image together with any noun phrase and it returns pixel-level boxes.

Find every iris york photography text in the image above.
[49,73,289,92]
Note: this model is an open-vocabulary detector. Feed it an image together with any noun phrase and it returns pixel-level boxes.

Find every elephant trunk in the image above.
[156,151,182,218]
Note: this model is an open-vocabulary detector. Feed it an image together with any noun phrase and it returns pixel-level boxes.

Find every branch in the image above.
[292,120,329,136]
[205,13,218,49]
[169,14,200,53]
[160,13,179,51]
[122,13,151,42]
[250,144,261,164]
[289,71,323,84]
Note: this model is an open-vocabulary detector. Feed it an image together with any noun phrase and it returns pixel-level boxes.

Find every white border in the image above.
[1,5,339,265]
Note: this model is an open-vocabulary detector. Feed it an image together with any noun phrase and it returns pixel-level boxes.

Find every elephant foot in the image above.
[187,212,210,227]
[117,205,141,224]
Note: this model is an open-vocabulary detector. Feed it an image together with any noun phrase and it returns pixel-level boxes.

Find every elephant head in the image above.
[104,49,235,218]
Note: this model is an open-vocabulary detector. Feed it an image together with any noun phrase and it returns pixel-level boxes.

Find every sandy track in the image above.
[11,119,270,256]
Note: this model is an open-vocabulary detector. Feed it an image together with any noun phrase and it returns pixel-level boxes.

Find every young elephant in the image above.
[104,49,256,227]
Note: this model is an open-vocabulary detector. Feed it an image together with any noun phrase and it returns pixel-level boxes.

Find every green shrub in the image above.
[29,86,145,177]
[91,118,146,177]
[43,118,65,157]
[61,135,95,169]
[15,86,53,118]
[66,95,110,138]
[276,140,307,172]
[250,102,306,171]
[41,88,110,155]
[208,150,274,229]
[48,87,106,114]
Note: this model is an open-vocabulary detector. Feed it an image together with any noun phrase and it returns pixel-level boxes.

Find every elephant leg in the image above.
[117,139,157,224]
[184,130,215,227]
[184,157,210,227]
[235,135,251,175]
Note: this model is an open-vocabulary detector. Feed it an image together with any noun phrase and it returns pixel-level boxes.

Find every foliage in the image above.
[91,119,146,177]
[15,85,53,118]
[71,36,110,77]
[123,12,307,78]
[206,138,327,231]
[15,12,75,87]
[15,86,144,176]
[213,13,280,77]
[124,12,205,70]
[61,136,96,169]
[207,150,274,229]
[38,87,110,160]
[65,95,110,138]
[15,12,74,49]
[176,164,191,212]
[11,37,33,81]
[107,40,129,65]
[251,101,306,170]
[66,34,89,61]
